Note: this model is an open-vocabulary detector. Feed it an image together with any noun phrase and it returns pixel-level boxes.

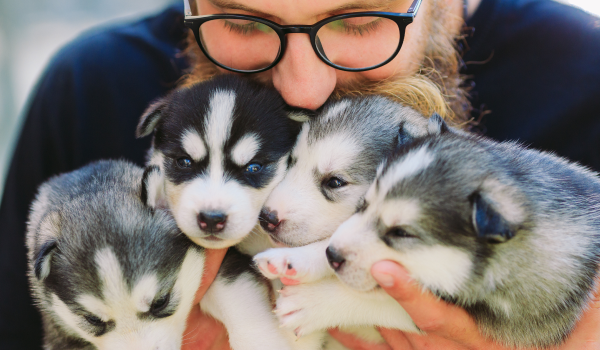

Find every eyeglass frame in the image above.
[183,0,423,73]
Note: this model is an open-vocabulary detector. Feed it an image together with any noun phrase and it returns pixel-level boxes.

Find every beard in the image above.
[179,0,470,126]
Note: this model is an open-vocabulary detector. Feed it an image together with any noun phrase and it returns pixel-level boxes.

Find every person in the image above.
[0,0,599,348]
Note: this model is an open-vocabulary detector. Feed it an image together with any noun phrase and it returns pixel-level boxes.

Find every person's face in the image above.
[196,0,461,110]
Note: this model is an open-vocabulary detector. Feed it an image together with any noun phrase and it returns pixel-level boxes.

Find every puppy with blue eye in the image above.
[136,75,305,251]
[137,75,328,350]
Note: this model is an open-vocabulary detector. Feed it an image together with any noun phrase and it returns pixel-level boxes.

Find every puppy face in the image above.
[46,245,204,350]
[328,124,528,296]
[261,97,428,247]
[30,171,205,350]
[138,76,303,248]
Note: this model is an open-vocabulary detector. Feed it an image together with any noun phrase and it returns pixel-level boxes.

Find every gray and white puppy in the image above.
[27,160,205,350]
[253,97,430,343]
[327,115,600,348]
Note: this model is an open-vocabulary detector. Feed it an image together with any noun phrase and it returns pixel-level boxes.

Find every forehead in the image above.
[200,0,411,20]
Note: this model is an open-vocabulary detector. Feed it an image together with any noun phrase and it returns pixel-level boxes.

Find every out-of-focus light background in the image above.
[0,0,175,199]
[0,0,598,199]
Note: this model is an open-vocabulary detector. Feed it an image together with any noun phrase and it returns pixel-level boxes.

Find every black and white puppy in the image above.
[327,115,600,348]
[136,75,305,250]
[137,76,326,350]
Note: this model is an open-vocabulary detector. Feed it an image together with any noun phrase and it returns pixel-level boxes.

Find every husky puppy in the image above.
[326,115,600,348]
[27,160,205,350]
[136,75,304,250]
[253,97,430,341]
[137,76,325,350]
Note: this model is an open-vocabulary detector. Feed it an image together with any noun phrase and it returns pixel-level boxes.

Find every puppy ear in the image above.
[396,123,414,147]
[33,212,61,280]
[141,165,167,210]
[427,113,450,135]
[136,99,167,138]
[470,191,516,243]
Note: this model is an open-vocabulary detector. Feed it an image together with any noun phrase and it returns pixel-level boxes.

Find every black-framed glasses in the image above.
[183,0,422,73]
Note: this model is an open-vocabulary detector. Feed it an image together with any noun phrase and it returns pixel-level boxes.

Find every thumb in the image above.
[370,260,478,339]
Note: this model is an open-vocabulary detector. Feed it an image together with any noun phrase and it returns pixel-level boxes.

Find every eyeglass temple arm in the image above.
[407,0,423,17]
[184,0,193,16]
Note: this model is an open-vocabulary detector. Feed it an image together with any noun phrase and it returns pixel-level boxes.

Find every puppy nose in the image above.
[326,246,346,271]
[259,208,280,233]
[198,211,227,233]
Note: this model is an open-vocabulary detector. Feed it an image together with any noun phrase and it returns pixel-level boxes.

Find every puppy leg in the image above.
[254,240,334,285]
[201,272,295,350]
[274,277,419,337]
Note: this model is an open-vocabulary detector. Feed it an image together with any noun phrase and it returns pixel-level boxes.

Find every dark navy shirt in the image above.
[1,0,599,348]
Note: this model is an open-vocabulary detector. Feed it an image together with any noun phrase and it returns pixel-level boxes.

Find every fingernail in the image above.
[372,269,395,287]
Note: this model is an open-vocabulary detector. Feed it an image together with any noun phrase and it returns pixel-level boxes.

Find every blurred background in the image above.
[0,0,175,199]
[0,0,599,199]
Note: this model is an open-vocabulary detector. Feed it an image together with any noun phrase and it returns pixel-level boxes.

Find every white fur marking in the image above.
[231,134,261,166]
[78,294,110,321]
[402,246,472,295]
[182,130,207,162]
[95,248,127,302]
[322,100,350,122]
[380,198,421,227]
[314,134,362,174]
[132,274,159,313]
[145,168,166,209]
[206,90,236,180]
[379,146,434,197]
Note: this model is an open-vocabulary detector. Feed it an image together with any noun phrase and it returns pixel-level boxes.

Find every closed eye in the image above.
[150,293,171,317]
[385,227,417,239]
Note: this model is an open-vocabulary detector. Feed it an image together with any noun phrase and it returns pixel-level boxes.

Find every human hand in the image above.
[329,260,600,350]
[181,248,232,350]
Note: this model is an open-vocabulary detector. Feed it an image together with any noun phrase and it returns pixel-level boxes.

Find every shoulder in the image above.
[42,3,187,85]
[466,0,600,60]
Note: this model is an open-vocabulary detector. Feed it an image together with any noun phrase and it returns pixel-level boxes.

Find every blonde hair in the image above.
[179,0,470,127]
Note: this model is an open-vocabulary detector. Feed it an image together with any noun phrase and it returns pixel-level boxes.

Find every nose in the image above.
[259,208,280,233]
[326,246,346,271]
[272,33,337,110]
[198,211,227,233]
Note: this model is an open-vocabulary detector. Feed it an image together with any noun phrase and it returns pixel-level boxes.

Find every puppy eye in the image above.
[176,157,193,168]
[325,177,347,189]
[245,163,263,173]
[150,293,171,316]
[84,314,106,327]
[386,227,416,239]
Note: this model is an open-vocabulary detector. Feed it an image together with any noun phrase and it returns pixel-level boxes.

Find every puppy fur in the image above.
[137,75,304,250]
[137,76,326,350]
[27,160,205,350]
[328,115,600,348]
[253,96,430,342]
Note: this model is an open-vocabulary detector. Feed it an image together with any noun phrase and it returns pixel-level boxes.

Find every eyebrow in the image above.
[207,0,401,18]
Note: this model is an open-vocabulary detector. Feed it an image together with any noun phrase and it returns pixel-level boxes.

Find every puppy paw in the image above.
[254,248,316,285]
[274,285,323,337]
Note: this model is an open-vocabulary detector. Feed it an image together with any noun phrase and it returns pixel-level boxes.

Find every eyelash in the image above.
[223,20,271,35]
[328,18,384,36]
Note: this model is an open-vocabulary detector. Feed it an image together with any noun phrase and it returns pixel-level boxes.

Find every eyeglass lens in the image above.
[198,16,401,72]
[199,19,281,71]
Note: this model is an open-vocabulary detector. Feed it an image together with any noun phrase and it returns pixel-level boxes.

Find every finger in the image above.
[181,307,231,350]
[194,248,228,304]
[370,261,482,343]
[328,328,394,350]
[376,328,413,350]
